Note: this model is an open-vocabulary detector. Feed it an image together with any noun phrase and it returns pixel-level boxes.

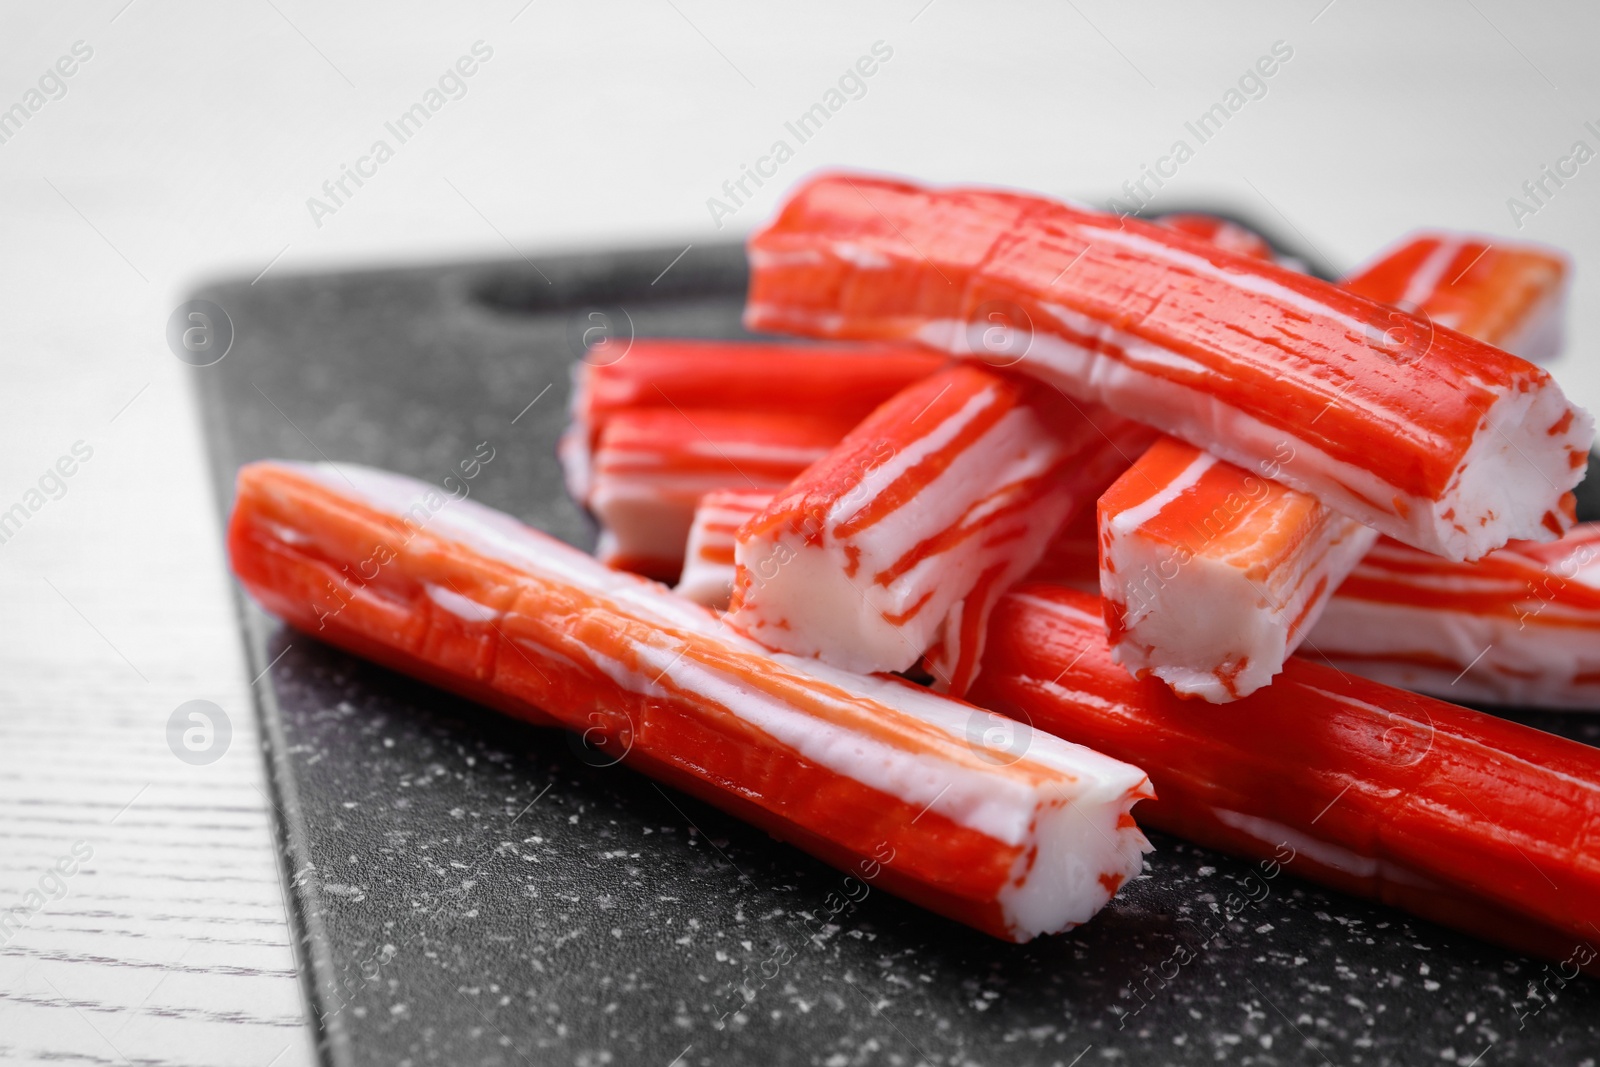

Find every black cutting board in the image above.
[191,238,1600,1067]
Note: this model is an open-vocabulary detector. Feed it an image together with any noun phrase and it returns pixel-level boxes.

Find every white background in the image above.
[1,2,1596,1063]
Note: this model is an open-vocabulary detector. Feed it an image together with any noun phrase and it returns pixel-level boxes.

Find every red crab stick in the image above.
[1342,233,1569,363]
[1310,524,1600,708]
[970,584,1600,969]
[228,461,1155,942]
[1098,437,1378,702]
[560,340,946,502]
[1155,214,1278,263]
[1097,230,1576,701]
[606,216,1269,600]
[727,364,1151,694]
[745,173,1593,560]
[680,496,1108,612]
[615,214,1265,607]
[589,407,857,580]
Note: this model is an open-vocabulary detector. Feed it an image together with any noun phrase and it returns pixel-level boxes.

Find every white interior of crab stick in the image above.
[729,366,1128,686]
[1097,438,1380,702]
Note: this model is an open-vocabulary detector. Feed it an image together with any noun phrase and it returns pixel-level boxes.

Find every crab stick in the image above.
[228,461,1155,942]
[745,173,1593,559]
[727,364,1152,694]
[1310,524,1600,708]
[1095,231,1575,701]
[681,495,1109,611]
[589,407,857,580]
[613,217,1270,600]
[676,488,774,608]
[560,340,945,502]
[1098,437,1378,701]
[970,584,1600,969]
[1154,213,1277,262]
[1342,233,1569,363]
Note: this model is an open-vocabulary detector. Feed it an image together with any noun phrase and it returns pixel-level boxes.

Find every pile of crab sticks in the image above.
[229,172,1600,964]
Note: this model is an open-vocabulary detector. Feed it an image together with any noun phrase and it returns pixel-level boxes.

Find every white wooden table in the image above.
[1,2,1596,1063]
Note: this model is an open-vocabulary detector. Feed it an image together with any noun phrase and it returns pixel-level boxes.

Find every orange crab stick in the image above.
[1097,437,1377,702]
[1096,232,1574,701]
[727,364,1151,695]
[229,461,1155,942]
[560,340,946,502]
[588,407,857,580]
[746,173,1592,560]
[970,583,1600,970]
[1342,232,1569,363]
[1310,524,1600,709]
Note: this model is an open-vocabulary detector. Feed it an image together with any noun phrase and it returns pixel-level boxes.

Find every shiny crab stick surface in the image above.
[970,584,1600,967]
[745,173,1593,560]
[1310,524,1600,709]
[1096,230,1574,701]
[1098,436,1379,702]
[1342,232,1569,363]
[228,461,1155,942]
[675,488,774,608]
[560,340,946,502]
[634,216,1268,605]
[728,364,1150,694]
[589,407,857,580]
[1154,213,1277,262]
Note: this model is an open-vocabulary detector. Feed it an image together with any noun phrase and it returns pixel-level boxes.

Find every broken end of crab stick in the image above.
[972,583,1600,969]
[728,362,1146,691]
[1098,435,1378,702]
[229,460,1155,942]
[1343,232,1570,362]
[1092,227,1582,702]
[745,172,1594,560]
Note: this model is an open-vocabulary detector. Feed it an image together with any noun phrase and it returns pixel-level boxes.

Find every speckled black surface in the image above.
[192,241,1600,1067]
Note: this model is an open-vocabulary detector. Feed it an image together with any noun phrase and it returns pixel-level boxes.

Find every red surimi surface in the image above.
[972,584,1600,972]
[727,364,1150,694]
[560,340,946,499]
[1094,228,1574,701]
[745,173,1592,560]
[587,407,855,579]
[229,460,1156,942]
